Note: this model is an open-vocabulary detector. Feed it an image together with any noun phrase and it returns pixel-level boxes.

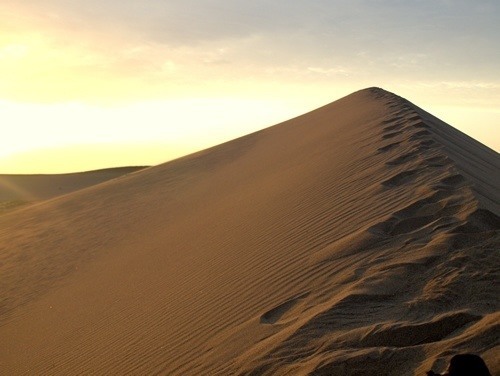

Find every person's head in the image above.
[447,354,491,376]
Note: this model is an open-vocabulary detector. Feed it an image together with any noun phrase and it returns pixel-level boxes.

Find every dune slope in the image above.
[0,88,498,375]
[0,166,147,214]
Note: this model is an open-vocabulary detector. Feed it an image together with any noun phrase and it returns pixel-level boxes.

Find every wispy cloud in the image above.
[1,1,499,103]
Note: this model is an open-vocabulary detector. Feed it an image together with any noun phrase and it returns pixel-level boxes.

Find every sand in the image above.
[0,166,147,214]
[0,88,498,375]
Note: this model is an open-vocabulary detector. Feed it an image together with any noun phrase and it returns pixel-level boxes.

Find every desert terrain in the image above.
[0,88,498,375]
[0,166,146,214]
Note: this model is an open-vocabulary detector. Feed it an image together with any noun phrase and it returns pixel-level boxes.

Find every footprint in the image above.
[405,114,420,122]
[452,208,500,234]
[386,152,417,166]
[410,120,429,129]
[384,122,403,132]
[433,174,467,189]
[358,311,481,348]
[409,130,432,140]
[381,116,404,124]
[382,131,404,140]
[389,215,436,236]
[377,141,401,153]
[424,155,451,168]
[381,169,421,187]
[369,191,453,236]
[260,292,310,324]
[420,139,436,147]
[415,139,438,151]
[281,292,397,337]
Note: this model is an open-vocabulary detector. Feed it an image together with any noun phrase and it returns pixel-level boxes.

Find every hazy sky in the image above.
[1,0,499,173]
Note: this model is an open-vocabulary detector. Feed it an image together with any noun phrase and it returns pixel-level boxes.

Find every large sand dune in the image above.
[0,88,498,375]
[0,166,147,214]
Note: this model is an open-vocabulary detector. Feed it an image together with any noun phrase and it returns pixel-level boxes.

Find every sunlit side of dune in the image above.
[0,166,147,214]
[0,88,498,375]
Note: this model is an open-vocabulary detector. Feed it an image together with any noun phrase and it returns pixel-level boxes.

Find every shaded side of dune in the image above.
[210,88,500,376]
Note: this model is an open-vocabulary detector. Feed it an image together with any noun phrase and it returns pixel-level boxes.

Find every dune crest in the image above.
[0,88,498,375]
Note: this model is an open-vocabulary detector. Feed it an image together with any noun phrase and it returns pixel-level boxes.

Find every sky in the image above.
[1,0,499,173]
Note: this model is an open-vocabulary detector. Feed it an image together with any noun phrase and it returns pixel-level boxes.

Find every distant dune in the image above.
[0,166,147,214]
[0,88,498,375]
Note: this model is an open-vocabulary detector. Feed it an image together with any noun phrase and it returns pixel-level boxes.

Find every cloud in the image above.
[6,1,497,46]
[1,1,499,103]
[306,67,350,76]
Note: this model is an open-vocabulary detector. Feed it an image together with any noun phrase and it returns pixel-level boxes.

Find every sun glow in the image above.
[1,98,307,173]
[1,1,498,174]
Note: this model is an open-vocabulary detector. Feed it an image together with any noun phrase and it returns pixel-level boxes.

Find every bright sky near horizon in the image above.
[1,0,499,173]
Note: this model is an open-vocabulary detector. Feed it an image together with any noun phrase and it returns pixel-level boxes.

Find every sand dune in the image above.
[0,88,498,375]
[0,166,147,214]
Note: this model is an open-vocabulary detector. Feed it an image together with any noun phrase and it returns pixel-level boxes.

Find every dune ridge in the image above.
[0,88,498,375]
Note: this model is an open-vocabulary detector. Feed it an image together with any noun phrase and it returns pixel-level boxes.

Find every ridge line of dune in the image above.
[0,88,498,375]
[222,90,500,375]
